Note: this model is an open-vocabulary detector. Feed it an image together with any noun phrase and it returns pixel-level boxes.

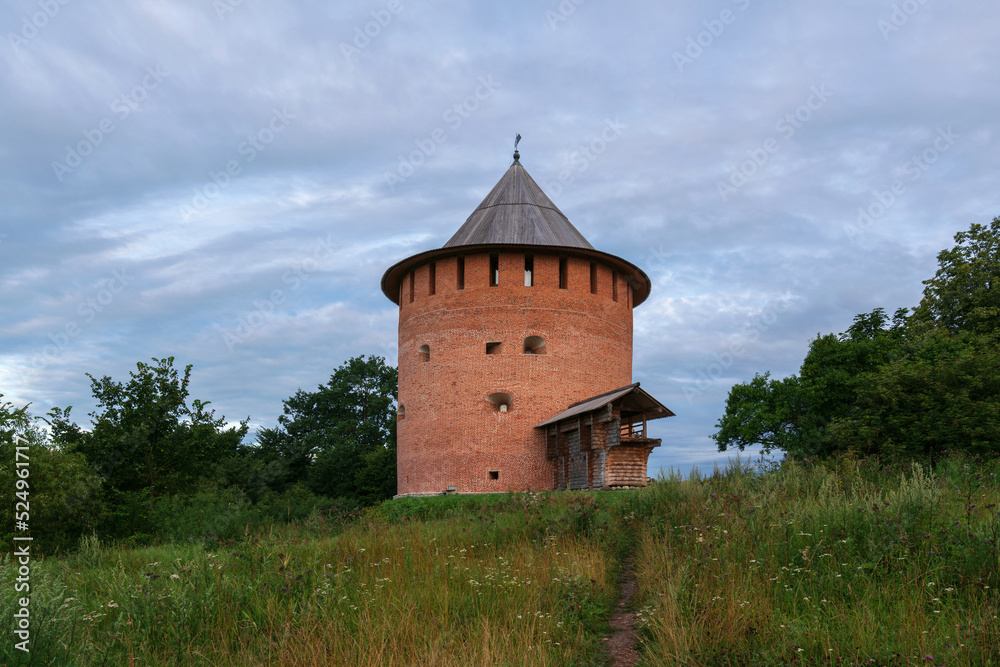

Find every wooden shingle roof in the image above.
[380,155,653,307]
[536,383,675,428]
[443,162,594,250]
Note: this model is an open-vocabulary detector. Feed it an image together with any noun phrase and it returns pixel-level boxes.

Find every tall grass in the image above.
[1,492,625,666]
[630,455,1000,665]
[4,457,998,665]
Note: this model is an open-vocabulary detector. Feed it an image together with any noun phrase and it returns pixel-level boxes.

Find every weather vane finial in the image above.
[513,133,521,164]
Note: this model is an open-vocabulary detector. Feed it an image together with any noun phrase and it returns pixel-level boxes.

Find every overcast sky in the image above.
[2,0,998,477]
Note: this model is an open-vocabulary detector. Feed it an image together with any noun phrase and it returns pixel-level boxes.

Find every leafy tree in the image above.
[911,216,999,336]
[714,308,907,458]
[261,355,397,504]
[0,394,32,444]
[53,357,249,498]
[251,423,314,490]
[711,372,804,455]
[827,329,1000,462]
[213,448,291,502]
[716,215,1000,462]
[1,396,103,554]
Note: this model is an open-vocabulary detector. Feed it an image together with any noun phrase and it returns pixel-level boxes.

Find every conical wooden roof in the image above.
[381,156,652,307]
[443,161,594,249]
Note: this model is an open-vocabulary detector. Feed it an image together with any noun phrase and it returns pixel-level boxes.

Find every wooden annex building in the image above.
[381,145,674,496]
[541,383,675,490]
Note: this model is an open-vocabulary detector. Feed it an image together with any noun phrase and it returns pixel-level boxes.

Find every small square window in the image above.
[489,470,499,480]
[486,341,502,355]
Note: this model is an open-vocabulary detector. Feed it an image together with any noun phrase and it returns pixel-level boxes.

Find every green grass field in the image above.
[3,456,998,665]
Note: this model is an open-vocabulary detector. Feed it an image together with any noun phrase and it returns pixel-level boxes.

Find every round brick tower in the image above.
[381,151,653,495]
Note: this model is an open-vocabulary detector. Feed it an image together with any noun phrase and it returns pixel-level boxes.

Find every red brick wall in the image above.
[395,250,636,495]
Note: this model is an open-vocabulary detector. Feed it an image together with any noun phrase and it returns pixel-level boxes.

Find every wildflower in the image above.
[170,574,180,579]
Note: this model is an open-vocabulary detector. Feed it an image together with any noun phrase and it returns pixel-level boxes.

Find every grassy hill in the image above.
[3,455,999,665]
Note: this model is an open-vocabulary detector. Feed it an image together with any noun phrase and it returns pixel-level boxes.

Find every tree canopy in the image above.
[3,355,399,552]
[255,355,397,504]
[714,216,1000,463]
[912,216,1000,335]
[52,357,249,497]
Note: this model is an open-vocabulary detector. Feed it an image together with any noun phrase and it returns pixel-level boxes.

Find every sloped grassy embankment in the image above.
[2,456,998,665]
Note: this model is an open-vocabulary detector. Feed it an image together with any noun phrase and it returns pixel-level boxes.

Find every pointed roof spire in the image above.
[443,158,594,249]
